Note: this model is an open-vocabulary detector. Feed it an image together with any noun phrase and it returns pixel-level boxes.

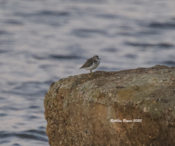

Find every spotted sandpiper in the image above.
[80,55,100,73]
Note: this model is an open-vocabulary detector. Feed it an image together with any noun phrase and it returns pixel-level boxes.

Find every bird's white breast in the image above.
[84,59,100,70]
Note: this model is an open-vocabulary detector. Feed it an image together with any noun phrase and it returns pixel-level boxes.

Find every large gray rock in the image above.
[44,65,175,146]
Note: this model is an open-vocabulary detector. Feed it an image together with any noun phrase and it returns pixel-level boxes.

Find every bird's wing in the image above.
[80,58,93,68]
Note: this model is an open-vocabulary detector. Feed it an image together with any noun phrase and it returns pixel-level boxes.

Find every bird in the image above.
[80,55,100,73]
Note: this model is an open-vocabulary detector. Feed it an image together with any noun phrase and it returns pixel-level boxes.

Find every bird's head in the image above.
[93,55,100,61]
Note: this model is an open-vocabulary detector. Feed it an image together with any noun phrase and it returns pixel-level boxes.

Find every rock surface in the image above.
[44,65,175,146]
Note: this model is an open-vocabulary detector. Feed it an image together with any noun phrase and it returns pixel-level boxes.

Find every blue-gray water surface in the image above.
[0,0,175,145]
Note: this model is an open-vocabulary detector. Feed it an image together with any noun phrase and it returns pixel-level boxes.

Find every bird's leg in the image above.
[88,70,92,78]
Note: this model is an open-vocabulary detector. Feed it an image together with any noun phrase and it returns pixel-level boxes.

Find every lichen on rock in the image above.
[44,65,175,146]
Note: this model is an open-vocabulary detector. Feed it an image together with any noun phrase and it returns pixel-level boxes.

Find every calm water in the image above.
[0,0,175,145]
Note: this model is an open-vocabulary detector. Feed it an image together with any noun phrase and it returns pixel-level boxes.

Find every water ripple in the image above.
[125,54,137,59]
[0,140,9,145]
[0,113,7,117]
[162,61,175,66]
[37,10,70,17]
[97,13,119,19]
[149,21,175,29]
[15,10,70,17]
[125,42,174,48]
[0,30,10,35]
[101,47,118,52]
[33,54,82,60]
[0,50,8,54]
[72,28,107,38]
[4,19,23,25]
[0,130,48,142]
[13,144,21,146]
[29,105,40,109]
